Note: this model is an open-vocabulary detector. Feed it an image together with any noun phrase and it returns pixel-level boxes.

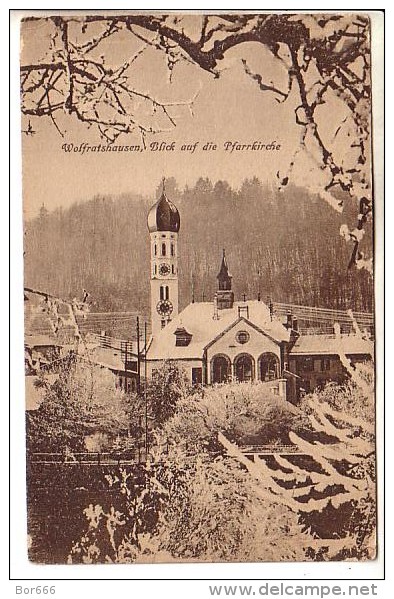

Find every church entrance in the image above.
[234,353,254,382]
[258,352,280,381]
[211,354,231,384]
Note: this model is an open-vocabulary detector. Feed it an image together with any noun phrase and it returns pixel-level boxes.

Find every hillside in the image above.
[24,177,373,315]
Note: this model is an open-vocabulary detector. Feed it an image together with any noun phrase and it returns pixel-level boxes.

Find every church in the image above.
[144,182,373,400]
[23,181,374,404]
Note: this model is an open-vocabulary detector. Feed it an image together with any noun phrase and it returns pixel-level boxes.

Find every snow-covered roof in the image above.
[88,346,129,372]
[290,334,373,356]
[147,300,290,360]
[25,334,63,348]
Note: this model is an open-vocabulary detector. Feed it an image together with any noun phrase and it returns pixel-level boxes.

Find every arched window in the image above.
[172,264,175,274]
[211,354,231,384]
[154,264,157,275]
[171,243,175,257]
[258,353,280,381]
[234,353,254,382]
[154,243,157,256]
[160,286,169,300]
[162,242,166,256]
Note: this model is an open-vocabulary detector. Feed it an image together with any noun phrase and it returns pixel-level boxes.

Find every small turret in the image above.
[216,249,234,309]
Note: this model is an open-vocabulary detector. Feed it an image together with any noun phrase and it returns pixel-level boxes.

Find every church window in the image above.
[258,353,279,381]
[165,286,169,300]
[160,286,164,300]
[171,243,175,256]
[234,353,254,382]
[236,330,250,344]
[172,264,175,274]
[162,242,166,256]
[154,244,157,256]
[211,354,231,384]
[154,264,157,275]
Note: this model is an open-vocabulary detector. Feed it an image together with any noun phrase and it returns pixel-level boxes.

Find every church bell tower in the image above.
[147,179,180,337]
[216,249,234,310]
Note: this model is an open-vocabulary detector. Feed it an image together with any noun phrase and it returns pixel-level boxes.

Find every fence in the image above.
[272,302,374,336]
[241,444,303,456]
[28,450,148,466]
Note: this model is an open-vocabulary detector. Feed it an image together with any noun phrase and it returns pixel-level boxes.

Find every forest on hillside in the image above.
[24,177,373,315]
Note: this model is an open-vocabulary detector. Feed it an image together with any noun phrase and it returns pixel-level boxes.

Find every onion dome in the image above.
[147,179,180,233]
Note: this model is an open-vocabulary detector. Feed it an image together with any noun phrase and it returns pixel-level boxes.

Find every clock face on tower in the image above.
[156,299,173,316]
[159,263,171,276]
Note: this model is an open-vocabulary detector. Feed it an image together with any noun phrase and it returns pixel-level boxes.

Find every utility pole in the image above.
[268,298,274,321]
[144,321,149,456]
[257,267,262,301]
[138,415,142,463]
[124,340,128,393]
[136,316,141,394]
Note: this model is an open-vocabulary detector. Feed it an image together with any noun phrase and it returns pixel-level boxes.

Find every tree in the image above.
[153,453,307,562]
[218,373,375,560]
[67,383,311,563]
[160,381,310,453]
[24,286,143,453]
[65,374,375,563]
[21,13,373,271]
[26,353,136,452]
[24,180,373,313]
[67,466,171,564]
[146,360,192,426]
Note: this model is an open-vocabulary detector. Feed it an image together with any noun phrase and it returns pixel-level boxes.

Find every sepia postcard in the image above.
[19,11,381,566]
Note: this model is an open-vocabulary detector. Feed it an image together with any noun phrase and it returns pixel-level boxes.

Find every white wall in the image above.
[206,319,281,383]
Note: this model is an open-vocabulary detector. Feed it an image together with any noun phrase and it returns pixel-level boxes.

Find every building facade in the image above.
[144,183,373,401]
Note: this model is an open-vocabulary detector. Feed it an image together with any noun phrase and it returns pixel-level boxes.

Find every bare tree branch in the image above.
[20,13,373,270]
